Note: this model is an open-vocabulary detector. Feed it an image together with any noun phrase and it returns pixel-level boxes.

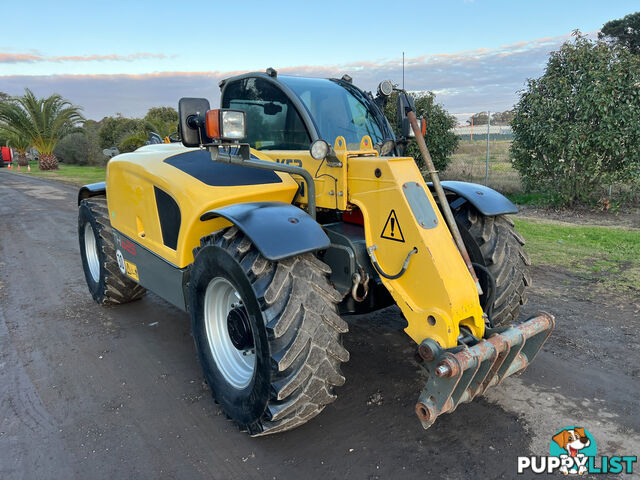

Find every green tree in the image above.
[511,32,640,205]
[0,93,9,147]
[491,110,514,125]
[118,107,179,152]
[599,11,640,55]
[98,115,141,149]
[0,89,84,170]
[384,91,458,171]
[145,106,178,124]
[53,132,89,165]
[467,112,489,126]
[83,120,108,165]
[1,130,30,166]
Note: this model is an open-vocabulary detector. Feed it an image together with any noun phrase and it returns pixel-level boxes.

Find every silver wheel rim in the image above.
[204,277,256,389]
[84,222,100,283]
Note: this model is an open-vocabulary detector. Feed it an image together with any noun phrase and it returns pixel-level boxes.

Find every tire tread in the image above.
[193,228,348,436]
[456,205,530,326]
[82,197,146,305]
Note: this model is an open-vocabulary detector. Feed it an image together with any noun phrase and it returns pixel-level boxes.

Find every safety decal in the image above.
[116,250,126,275]
[380,210,405,242]
[124,260,139,282]
[120,238,137,256]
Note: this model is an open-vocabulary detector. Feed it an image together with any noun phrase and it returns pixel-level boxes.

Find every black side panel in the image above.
[164,149,282,186]
[201,201,330,261]
[112,230,188,311]
[154,187,181,249]
[78,181,106,205]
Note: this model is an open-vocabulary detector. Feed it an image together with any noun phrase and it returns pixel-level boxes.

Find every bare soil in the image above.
[519,204,640,229]
[1,171,638,479]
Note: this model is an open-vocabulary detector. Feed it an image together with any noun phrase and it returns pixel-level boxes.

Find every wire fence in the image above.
[441,131,640,204]
[441,133,521,194]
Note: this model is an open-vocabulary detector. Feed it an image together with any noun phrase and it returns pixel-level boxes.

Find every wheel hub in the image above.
[203,277,256,389]
[227,307,253,350]
[84,222,100,283]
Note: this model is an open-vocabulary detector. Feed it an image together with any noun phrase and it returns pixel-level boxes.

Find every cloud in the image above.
[0,53,42,63]
[0,33,579,121]
[0,52,166,63]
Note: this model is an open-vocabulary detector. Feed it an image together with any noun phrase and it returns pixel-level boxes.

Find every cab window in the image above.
[222,78,311,150]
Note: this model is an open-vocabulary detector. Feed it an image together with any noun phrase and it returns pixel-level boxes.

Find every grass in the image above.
[11,161,106,186]
[514,217,640,294]
[443,140,521,193]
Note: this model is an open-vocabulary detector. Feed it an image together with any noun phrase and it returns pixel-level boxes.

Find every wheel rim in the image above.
[204,277,256,389]
[84,222,100,283]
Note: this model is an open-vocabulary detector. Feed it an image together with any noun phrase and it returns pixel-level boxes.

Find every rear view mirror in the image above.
[263,102,282,116]
[396,93,416,139]
[179,97,211,147]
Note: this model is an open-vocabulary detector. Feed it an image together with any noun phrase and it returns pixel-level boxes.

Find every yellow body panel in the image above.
[106,138,484,348]
[348,154,485,347]
[260,135,486,347]
[106,143,299,268]
[258,137,378,212]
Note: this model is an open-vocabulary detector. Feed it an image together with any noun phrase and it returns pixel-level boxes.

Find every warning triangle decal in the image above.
[380,210,405,242]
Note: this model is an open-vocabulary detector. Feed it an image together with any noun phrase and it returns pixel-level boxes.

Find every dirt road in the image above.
[1,171,638,479]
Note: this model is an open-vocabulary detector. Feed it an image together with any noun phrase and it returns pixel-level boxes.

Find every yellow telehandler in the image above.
[78,69,554,436]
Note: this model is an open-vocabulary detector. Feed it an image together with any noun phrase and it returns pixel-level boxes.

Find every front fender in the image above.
[429,181,518,216]
[200,201,330,261]
[78,182,106,205]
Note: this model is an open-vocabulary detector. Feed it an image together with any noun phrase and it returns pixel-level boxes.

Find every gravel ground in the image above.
[1,170,638,479]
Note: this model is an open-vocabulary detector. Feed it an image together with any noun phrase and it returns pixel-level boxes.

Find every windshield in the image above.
[280,76,387,149]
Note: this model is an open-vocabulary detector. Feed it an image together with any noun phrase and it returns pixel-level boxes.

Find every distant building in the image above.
[451,125,513,141]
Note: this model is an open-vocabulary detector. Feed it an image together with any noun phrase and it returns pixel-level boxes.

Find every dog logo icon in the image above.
[550,427,597,475]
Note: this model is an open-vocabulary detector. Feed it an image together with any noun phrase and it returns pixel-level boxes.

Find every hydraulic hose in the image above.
[367,245,418,280]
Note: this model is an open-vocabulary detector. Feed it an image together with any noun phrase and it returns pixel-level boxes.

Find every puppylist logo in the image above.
[518,426,637,475]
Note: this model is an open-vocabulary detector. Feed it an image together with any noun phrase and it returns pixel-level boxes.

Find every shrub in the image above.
[511,32,640,205]
[384,91,458,171]
[53,132,89,165]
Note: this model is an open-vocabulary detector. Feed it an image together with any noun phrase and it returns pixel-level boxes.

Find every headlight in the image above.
[221,111,246,140]
[377,80,394,97]
[205,109,246,141]
[310,139,330,160]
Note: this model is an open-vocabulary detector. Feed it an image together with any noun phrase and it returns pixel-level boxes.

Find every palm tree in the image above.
[0,89,84,170]
[2,130,31,166]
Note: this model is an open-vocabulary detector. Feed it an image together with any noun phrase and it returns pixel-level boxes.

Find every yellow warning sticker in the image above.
[124,260,139,281]
[380,209,405,242]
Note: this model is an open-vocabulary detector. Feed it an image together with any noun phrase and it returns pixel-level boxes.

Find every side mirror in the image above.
[178,97,211,147]
[396,93,416,139]
[263,102,282,116]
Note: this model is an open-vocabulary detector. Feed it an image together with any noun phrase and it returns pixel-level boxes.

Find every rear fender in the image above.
[200,201,330,261]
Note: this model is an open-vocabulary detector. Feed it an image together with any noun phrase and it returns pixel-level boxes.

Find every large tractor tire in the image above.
[189,227,349,436]
[454,204,531,326]
[78,197,146,305]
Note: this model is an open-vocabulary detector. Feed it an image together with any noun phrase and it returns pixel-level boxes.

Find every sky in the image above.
[1,0,637,123]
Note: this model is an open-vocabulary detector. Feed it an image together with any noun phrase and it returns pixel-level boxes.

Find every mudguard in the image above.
[200,201,330,261]
[78,182,106,205]
[429,181,518,216]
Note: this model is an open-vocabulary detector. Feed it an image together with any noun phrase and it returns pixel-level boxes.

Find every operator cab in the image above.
[220,73,395,152]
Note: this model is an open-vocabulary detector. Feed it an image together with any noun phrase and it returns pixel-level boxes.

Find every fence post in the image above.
[485,111,490,186]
